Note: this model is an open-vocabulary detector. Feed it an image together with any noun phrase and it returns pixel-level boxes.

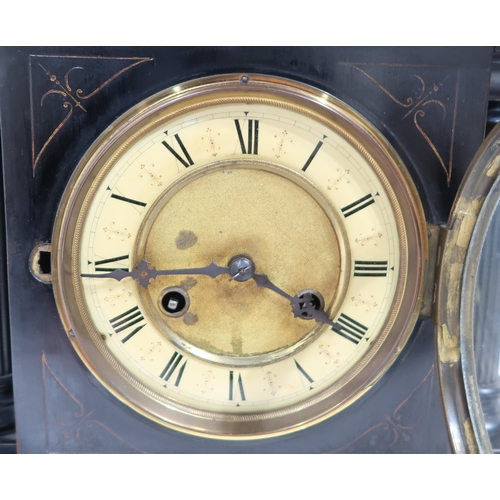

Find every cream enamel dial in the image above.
[52,74,427,438]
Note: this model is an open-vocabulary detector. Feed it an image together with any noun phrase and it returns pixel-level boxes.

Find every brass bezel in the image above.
[436,122,500,454]
[51,74,427,439]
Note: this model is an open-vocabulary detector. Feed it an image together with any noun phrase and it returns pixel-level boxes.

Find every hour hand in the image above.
[81,259,229,287]
[81,267,134,282]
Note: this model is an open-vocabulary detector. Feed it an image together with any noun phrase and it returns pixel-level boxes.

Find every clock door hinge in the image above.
[420,224,446,318]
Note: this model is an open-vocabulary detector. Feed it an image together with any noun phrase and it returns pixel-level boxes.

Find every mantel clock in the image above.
[0,47,494,452]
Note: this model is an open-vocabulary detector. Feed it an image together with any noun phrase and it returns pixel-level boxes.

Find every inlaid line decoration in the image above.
[41,352,147,453]
[330,364,436,453]
[29,54,153,175]
[340,62,460,185]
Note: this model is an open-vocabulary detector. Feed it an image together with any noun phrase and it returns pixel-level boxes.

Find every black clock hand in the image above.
[251,272,293,301]
[82,259,291,299]
[82,258,342,330]
[251,272,342,332]
[290,293,343,332]
[81,259,229,287]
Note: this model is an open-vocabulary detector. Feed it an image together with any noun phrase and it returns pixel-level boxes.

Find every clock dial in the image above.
[52,74,427,437]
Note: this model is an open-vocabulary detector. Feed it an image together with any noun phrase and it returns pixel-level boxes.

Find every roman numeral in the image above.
[234,119,259,154]
[294,359,314,384]
[110,193,147,207]
[162,133,194,168]
[302,140,323,171]
[354,260,388,277]
[334,313,368,344]
[229,371,246,401]
[160,351,187,386]
[341,193,375,218]
[109,305,146,343]
[94,254,129,272]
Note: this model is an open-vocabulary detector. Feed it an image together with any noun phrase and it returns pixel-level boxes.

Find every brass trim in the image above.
[436,122,500,453]
[419,224,440,318]
[459,178,500,454]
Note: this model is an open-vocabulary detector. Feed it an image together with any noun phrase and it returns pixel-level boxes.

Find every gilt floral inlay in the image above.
[340,62,460,185]
[327,168,350,190]
[202,128,221,156]
[197,370,215,395]
[103,222,131,241]
[140,164,163,186]
[139,342,163,362]
[29,54,152,174]
[272,130,293,159]
[351,294,378,312]
[104,288,132,307]
[355,229,383,247]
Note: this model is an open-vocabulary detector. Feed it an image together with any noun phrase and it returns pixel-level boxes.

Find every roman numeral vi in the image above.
[229,371,246,401]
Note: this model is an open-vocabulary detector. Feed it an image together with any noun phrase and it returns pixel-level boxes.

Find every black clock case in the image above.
[0,47,493,453]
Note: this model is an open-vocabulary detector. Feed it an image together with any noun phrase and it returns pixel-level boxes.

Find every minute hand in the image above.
[81,259,229,287]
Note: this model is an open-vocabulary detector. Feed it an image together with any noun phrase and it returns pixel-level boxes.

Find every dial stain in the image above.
[175,230,198,250]
[183,312,198,325]
[180,277,197,291]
